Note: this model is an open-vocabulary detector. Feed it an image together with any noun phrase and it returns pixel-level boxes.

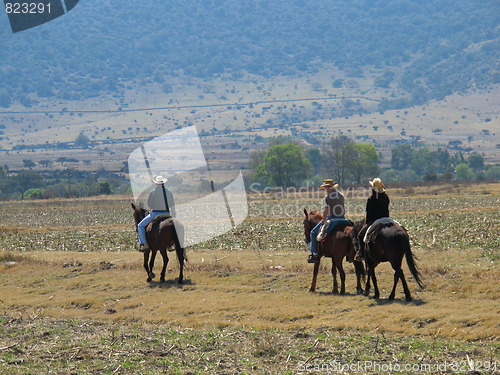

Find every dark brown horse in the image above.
[132,203,186,283]
[351,220,423,301]
[303,209,365,295]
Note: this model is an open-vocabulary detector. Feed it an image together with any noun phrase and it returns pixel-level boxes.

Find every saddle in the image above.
[317,219,352,242]
[364,217,404,245]
[146,214,172,232]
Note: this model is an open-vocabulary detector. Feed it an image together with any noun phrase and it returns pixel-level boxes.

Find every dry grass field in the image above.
[0,183,499,374]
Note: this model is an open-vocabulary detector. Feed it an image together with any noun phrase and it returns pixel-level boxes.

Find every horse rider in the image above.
[354,177,390,261]
[137,175,176,252]
[308,179,350,263]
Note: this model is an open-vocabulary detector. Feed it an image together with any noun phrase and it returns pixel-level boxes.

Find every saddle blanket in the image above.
[317,218,351,242]
[364,217,402,244]
[146,214,172,234]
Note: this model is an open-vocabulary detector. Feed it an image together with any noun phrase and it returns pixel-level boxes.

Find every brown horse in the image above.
[303,209,365,295]
[351,220,423,301]
[132,203,186,283]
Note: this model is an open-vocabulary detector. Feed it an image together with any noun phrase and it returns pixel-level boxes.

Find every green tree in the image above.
[56,157,69,165]
[23,159,36,170]
[391,144,414,171]
[23,188,46,199]
[14,170,45,199]
[304,147,322,176]
[399,169,419,183]
[485,166,500,181]
[323,135,357,184]
[349,143,380,183]
[39,160,53,168]
[467,153,484,171]
[455,163,474,182]
[410,147,436,176]
[254,143,311,187]
[74,133,90,149]
[380,169,400,183]
[97,181,112,195]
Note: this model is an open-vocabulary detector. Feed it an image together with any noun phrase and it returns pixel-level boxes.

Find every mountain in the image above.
[0,0,498,107]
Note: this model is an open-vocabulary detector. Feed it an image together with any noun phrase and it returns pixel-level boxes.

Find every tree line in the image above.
[2,137,498,200]
[0,166,128,200]
[250,137,500,188]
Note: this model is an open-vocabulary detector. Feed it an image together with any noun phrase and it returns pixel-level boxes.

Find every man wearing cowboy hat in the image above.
[354,177,390,261]
[308,179,350,263]
[137,175,176,252]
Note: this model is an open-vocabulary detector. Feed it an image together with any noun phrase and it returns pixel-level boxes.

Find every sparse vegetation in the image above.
[0,183,498,373]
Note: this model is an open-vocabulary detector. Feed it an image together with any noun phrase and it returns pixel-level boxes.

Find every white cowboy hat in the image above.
[153,175,168,184]
[369,178,385,193]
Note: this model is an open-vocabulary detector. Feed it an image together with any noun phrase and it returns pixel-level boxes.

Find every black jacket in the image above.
[365,191,390,224]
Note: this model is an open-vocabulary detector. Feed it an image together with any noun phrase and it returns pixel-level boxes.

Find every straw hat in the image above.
[369,178,385,193]
[320,179,339,189]
[153,175,168,184]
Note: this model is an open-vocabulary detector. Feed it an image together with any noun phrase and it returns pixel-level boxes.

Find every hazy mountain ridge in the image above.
[0,0,498,107]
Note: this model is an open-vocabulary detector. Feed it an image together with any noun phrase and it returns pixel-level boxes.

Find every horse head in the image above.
[131,203,147,229]
[303,208,322,244]
[349,220,365,252]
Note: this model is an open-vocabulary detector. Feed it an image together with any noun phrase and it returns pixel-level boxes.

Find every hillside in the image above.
[0,0,498,107]
[0,72,498,176]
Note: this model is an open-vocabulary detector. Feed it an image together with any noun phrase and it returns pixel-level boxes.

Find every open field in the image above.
[0,183,499,374]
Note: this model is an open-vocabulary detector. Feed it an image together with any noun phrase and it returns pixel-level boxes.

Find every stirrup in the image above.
[354,252,364,262]
[307,253,320,263]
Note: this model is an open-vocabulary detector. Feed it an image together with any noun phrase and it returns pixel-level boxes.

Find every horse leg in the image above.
[354,261,365,295]
[363,261,372,297]
[337,257,346,295]
[371,267,380,299]
[148,250,157,281]
[389,268,401,300]
[309,259,321,292]
[159,249,168,283]
[173,230,185,284]
[177,249,185,284]
[143,251,152,282]
[399,269,412,301]
[331,259,339,294]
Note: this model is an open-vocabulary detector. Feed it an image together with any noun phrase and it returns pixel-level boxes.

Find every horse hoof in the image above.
[149,272,156,279]
[178,279,184,284]
[363,291,370,297]
[406,297,412,302]
[160,278,165,283]
[308,289,316,293]
[147,278,152,282]
[357,289,364,295]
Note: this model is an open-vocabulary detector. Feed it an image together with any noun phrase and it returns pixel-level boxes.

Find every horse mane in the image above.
[351,220,365,237]
[309,210,322,221]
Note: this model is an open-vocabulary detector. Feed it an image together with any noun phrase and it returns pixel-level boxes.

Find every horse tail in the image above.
[402,232,424,289]
[176,244,187,266]
[354,257,366,283]
[172,218,187,266]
